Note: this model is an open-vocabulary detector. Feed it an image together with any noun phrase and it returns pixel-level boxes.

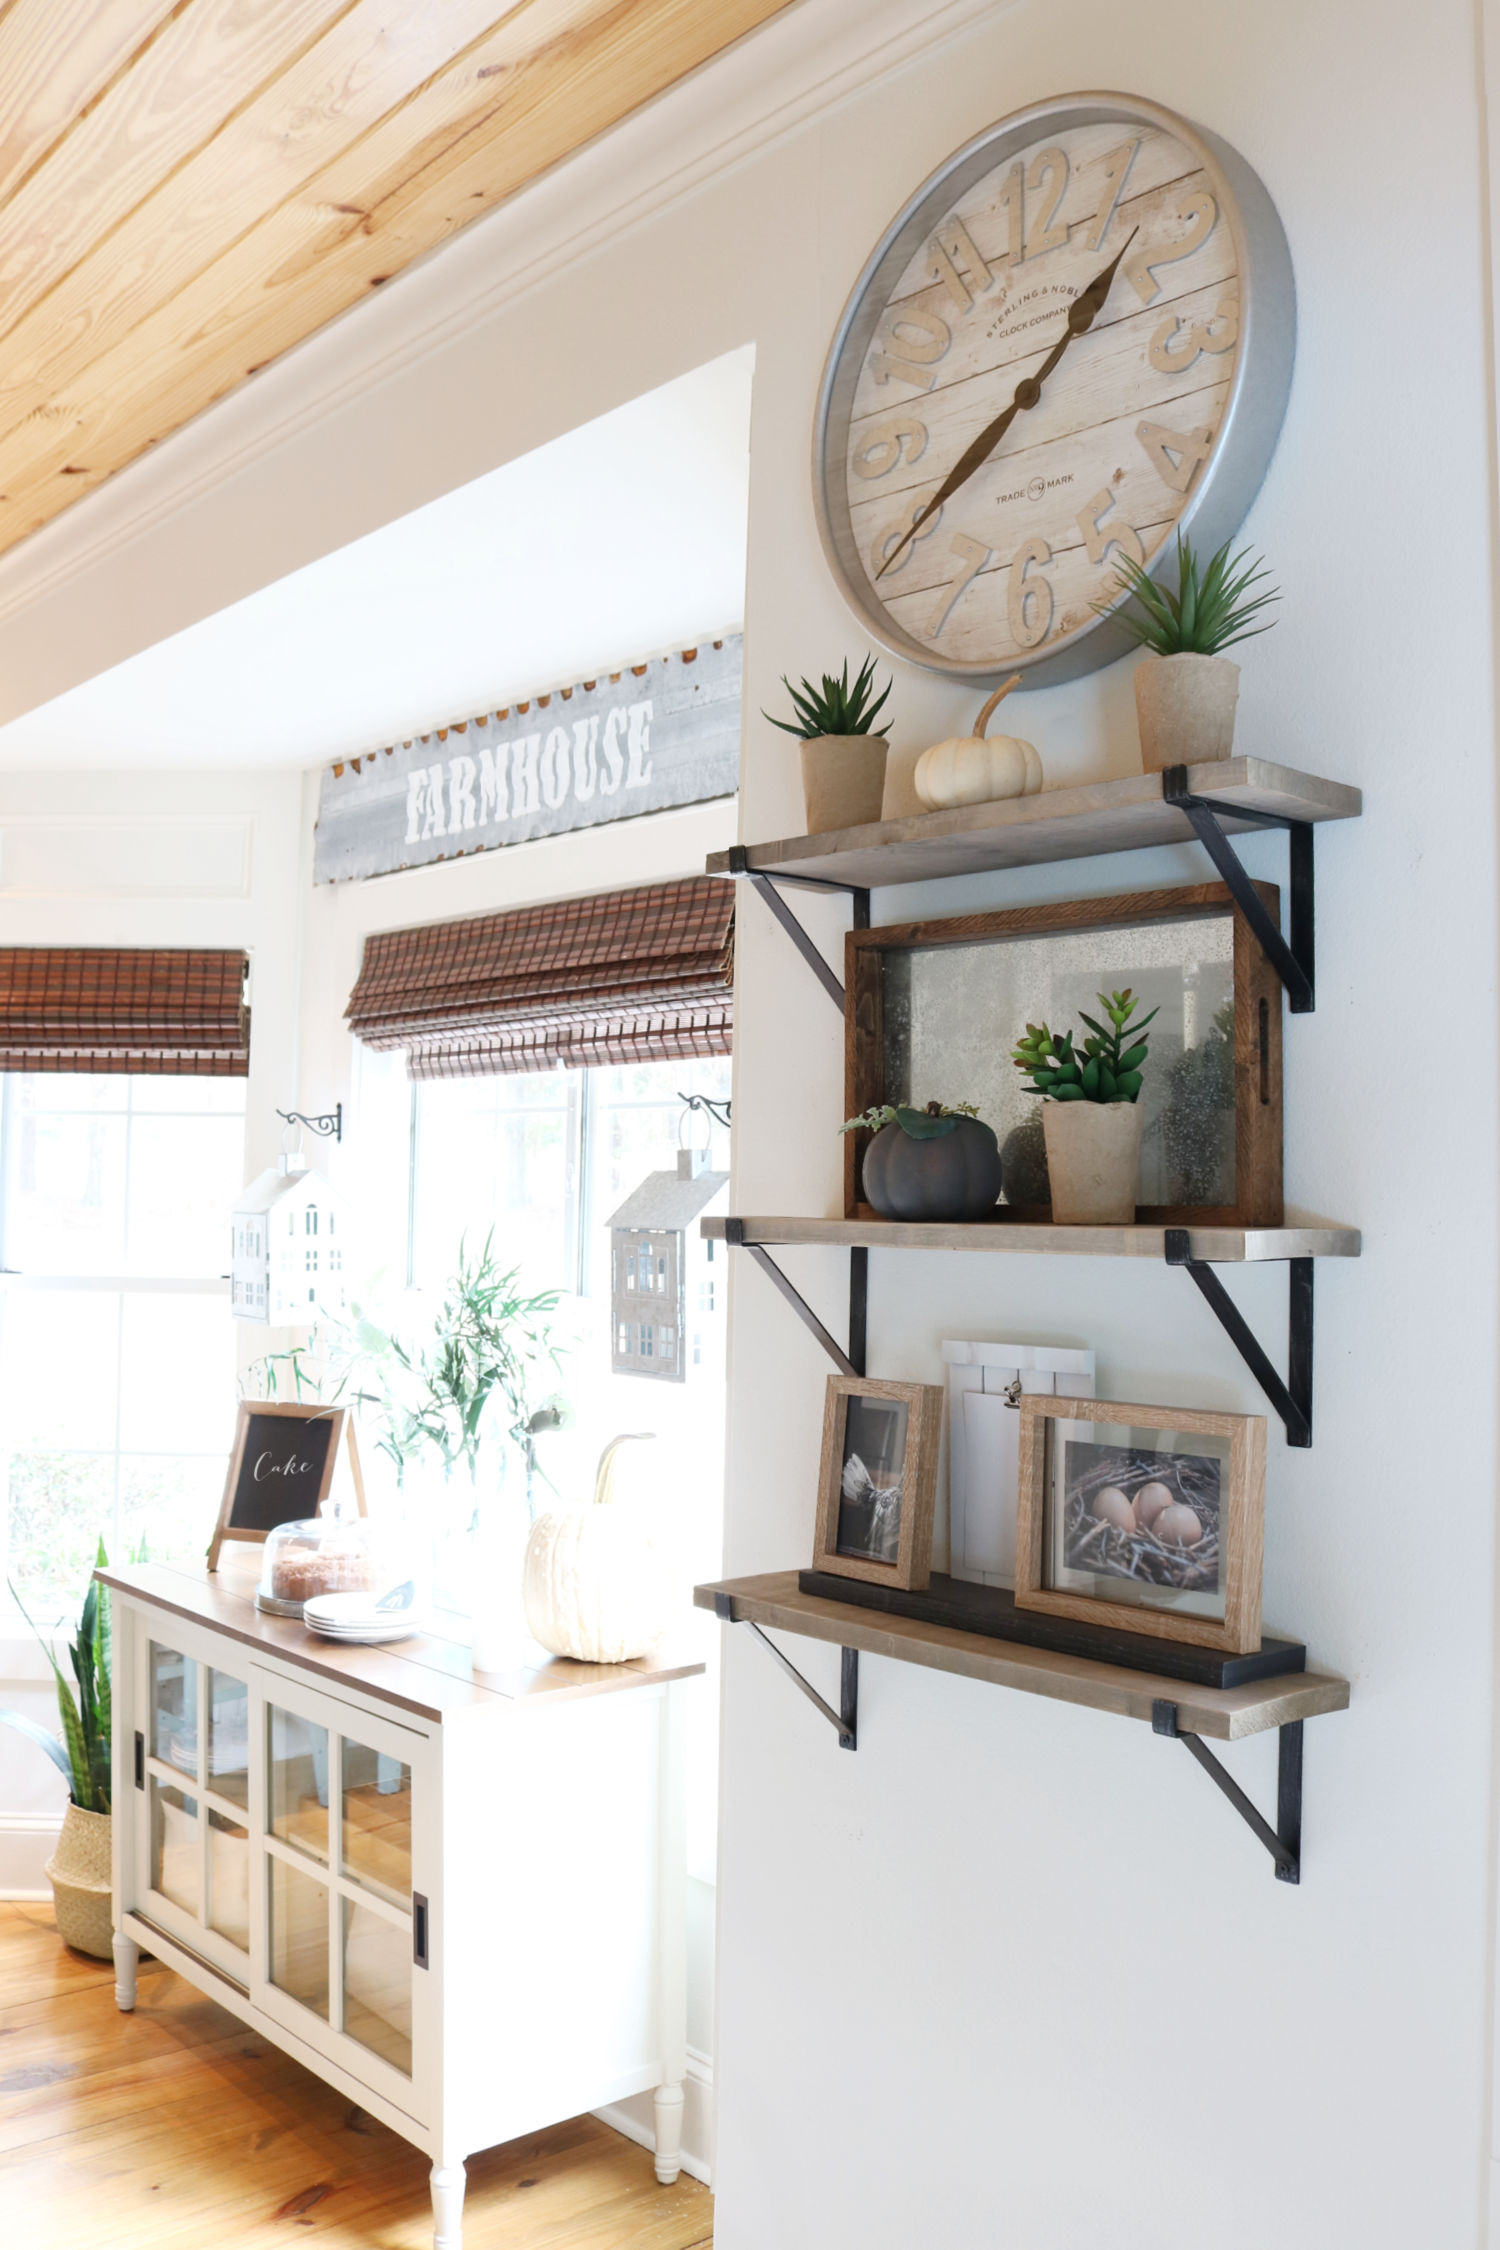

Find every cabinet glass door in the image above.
[135,1632,252,1983]
[254,1672,427,2118]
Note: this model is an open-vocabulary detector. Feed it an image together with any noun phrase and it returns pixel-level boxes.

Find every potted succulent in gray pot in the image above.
[1011,992,1157,1225]
[841,1100,1002,1222]
[0,1547,114,1958]
[766,656,892,834]
[1105,533,1279,772]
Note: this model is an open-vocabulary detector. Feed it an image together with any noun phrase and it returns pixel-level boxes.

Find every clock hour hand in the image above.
[875,225,1138,583]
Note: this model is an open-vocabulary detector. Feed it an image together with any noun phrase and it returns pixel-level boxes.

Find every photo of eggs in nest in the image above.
[1060,1438,1223,1598]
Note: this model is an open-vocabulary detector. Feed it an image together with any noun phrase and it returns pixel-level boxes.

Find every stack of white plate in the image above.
[303,1589,423,1645]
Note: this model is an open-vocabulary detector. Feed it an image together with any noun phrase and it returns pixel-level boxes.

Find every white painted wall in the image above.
[0,0,1494,2238]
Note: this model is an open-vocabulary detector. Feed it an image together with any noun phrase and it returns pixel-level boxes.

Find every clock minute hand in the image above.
[874,225,1138,584]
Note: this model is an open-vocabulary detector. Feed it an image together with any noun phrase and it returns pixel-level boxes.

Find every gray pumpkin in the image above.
[861,1107,1003,1221]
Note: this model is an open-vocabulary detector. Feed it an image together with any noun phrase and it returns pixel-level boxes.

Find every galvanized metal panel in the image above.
[313,636,741,884]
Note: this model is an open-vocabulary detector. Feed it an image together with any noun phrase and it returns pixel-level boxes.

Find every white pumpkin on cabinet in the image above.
[523,1434,671,1663]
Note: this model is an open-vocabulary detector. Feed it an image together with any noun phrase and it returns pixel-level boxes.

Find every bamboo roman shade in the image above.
[346,877,734,1079]
[0,949,251,1075]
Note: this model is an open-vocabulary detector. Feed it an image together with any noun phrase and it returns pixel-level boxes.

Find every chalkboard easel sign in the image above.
[208,1402,365,1570]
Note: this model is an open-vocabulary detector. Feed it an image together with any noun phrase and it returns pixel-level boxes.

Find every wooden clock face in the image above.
[813,95,1294,684]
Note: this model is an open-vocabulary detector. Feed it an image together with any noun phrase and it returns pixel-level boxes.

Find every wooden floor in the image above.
[0,1902,713,2249]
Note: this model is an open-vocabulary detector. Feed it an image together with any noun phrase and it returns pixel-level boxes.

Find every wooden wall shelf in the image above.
[698,1572,1348,1882]
[704,1215,1360,1265]
[709,757,1360,892]
[696,1573,1347,1740]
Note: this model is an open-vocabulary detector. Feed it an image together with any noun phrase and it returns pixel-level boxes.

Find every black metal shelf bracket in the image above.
[725,845,869,1015]
[1160,767,1315,1012]
[715,1596,857,1749]
[1153,1701,1302,1883]
[726,1221,868,1378]
[1165,1229,1313,1447]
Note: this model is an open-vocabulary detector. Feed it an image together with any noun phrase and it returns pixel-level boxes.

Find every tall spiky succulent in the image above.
[1102,533,1279,656]
[764,655,892,740]
[1011,990,1158,1105]
[0,1542,112,1811]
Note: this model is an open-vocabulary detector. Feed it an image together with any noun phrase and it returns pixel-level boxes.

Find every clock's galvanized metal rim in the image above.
[810,91,1297,689]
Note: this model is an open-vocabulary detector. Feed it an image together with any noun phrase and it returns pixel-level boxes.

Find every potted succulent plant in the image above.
[1105,533,1279,772]
[841,1099,1002,1222]
[0,1547,114,1958]
[766,655,892,834]
[1011,991,1157,1225]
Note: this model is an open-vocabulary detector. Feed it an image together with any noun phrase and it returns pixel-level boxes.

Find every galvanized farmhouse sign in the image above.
[313,635,741,884]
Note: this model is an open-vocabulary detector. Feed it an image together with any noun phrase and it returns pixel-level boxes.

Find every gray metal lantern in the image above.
[606,1150,728,1381]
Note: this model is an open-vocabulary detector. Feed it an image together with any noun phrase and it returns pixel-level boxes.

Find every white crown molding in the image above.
[0,0,1005,630]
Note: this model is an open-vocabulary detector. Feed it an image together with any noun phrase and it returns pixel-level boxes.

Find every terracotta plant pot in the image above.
[799,735,888,834]
[1041,1101,1144,1226]
[46,1801,113,1959]
[1133,652,1240,771]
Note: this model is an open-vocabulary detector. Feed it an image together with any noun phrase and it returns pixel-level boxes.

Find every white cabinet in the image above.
[106,1563,701,2250]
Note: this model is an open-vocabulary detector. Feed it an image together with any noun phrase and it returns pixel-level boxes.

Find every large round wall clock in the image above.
[813,92,1294,684]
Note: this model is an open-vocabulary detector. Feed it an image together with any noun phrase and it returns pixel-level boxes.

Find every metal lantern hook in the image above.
[677,1091,730,1154]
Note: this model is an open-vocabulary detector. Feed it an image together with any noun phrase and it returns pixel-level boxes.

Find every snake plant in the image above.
[0,1542,112,1812]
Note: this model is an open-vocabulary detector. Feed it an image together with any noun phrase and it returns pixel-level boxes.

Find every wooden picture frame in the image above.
[844,881,1283,1226]
[1015,1394,1266,1654]
[812,1375,943,1591]
[208,1403,365,1571]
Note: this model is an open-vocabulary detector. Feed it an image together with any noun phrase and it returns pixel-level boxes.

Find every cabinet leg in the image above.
[430,2161,466,2250]
[653,2081,685,2185]
[112,1931,138,2013]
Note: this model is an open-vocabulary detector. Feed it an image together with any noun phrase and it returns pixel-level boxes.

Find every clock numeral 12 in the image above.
[925,534,993,640]
[1008,537,1054,649]
[1136,420,1216,494]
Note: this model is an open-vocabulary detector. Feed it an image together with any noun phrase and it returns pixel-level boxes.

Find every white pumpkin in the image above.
[522,1433,669,1663]
[913,676,1043,811]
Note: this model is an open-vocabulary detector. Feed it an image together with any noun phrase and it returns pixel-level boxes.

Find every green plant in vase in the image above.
[1098,531,1279,771]
[765,655,893,836]
[1010,991,1157,1226]
[0,1543,115,1957]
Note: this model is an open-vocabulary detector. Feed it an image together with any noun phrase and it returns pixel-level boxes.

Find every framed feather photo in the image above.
[812,1375,942,1591]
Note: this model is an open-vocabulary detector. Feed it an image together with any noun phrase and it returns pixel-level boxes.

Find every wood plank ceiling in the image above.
[0,0,794,563]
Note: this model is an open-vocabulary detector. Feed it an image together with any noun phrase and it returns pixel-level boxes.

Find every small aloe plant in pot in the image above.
[1102,532,1279,773]
[765,655,892,836]
[840,1098,1002,1223]
[1011,991,1157,1226]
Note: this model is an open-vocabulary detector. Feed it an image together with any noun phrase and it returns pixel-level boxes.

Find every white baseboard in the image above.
[0,1813,61,1899]
[594,2046,714,2187]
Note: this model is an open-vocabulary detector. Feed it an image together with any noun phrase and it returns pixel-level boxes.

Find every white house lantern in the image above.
[231,1152,346,1327]
[607,1150,728,1381]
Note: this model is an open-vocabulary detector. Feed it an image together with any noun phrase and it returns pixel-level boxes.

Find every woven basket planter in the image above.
[45,1802,113,1959]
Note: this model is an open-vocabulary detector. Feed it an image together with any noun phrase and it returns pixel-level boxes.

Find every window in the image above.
[409,1055,730,1303]
[0,1074,244,1622]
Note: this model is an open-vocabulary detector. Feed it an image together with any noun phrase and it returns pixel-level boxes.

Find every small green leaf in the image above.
[1081,1059,1099,1096]
[1118,1043,1149,1071]
[1052,1083,1085,1101]
[895,1106,962,1140]
[1117,1071,1142,1098]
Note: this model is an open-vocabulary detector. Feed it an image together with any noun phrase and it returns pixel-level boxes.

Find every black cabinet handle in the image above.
[412,1892,429,1970]
[134,1731,144,1790]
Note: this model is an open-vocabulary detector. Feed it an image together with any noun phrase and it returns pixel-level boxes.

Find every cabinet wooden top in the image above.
[100,1561,705,1726]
